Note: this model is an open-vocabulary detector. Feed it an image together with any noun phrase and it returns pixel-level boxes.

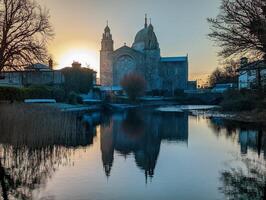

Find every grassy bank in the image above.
[210,89,266,123]
[220,89,266,111]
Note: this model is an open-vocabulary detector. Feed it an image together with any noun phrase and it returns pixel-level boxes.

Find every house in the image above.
[0,62,64,87]
[238,58,266,90]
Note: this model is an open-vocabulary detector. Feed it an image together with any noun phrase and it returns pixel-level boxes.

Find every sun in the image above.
[58,48,98,70]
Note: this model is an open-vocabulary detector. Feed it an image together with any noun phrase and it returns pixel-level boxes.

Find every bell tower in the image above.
[100,22,114,86]
[101,22,113,51]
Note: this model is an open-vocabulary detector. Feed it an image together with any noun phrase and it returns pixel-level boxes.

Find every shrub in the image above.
[174,89,185,97]
[61,66,94,93]
[0,86,67,102]
[0,87,23,102]
[120,72,146,102]
[67,91,82,104]
[51,87,66,102]
[22,85,52,99]
[151,89,162,96]
[220,89,260,111]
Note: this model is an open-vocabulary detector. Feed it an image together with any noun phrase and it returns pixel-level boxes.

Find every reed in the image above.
[0,103,93,148]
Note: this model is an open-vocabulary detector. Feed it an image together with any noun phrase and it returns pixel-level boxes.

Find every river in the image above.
[0,105,265,200]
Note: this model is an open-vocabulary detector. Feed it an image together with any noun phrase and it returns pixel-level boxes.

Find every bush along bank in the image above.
[212,89,266,123]
[220,89,266,112]
[0,86,83,104]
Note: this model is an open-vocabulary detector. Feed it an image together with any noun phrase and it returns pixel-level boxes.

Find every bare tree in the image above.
[0,0,54,71]
[120,72,146,102]
[209,61,239,87]
[208,0,266,61]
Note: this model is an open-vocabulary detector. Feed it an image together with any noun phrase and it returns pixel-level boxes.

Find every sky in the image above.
[37,0,222,80]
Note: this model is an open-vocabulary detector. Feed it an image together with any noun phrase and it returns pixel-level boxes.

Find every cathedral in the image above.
[100,16,188,92]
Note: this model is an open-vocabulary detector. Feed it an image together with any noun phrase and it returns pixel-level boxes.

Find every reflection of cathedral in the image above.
[100,15,188,91]
[100,110,189,179]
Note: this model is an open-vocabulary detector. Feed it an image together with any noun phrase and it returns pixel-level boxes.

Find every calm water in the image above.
[0,106,265,200]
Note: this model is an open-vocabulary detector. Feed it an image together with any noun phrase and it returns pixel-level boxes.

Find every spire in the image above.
[104,20,110,33]
[101,21,113,51]
[144,14,147,28]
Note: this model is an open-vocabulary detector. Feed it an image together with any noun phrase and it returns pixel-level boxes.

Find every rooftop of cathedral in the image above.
[160,56,188,62]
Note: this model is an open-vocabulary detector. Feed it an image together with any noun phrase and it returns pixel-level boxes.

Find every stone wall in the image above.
[159,60,188,90]
[100,51,113,86]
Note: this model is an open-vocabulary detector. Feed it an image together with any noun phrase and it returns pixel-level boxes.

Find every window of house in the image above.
[175,68,178,75]
[0,74,5,79]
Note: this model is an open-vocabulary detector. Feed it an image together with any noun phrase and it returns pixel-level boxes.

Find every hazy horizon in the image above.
[38,0,222,80]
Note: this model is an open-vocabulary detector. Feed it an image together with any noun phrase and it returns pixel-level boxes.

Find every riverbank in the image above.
[191,109,266,124]
[2,101,266,124]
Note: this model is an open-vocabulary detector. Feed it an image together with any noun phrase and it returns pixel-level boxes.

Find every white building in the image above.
[238,59,266,89]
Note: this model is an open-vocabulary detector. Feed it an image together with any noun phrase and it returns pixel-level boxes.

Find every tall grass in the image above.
[0,103,95,148]
[0,104,97,199]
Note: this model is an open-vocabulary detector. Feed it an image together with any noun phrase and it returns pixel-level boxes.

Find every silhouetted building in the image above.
[100,15,189,92]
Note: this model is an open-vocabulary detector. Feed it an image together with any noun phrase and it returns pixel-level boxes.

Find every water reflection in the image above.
[0,145,70,200]
[208,117,266,158]
[0,104,265,200]
[220,158,266,200]
[0,104,99,200]
[100,110,188,179]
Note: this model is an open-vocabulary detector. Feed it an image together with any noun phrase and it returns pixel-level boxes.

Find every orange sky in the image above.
[37,0,221,80]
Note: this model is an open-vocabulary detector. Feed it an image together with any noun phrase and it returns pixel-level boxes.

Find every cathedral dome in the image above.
[132,23,159,52]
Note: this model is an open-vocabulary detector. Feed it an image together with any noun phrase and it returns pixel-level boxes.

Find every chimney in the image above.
[240,57,248,67]
[48,58,53,70]
[72,61,81,68]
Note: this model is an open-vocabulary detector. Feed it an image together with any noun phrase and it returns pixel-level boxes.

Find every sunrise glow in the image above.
[58,48,98,70]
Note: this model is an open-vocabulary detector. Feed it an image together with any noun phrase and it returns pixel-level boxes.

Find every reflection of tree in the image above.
[121,110,145,138]
[207,117,238,139]
[220,158,266,200]
[0,145,72,200]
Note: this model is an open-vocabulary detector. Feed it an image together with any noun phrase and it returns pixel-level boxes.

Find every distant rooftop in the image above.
[239,60,266,71]
[160,56,188,62]
[25,63,51,71]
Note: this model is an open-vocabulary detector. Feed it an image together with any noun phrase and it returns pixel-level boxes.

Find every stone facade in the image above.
[100,17,188,91]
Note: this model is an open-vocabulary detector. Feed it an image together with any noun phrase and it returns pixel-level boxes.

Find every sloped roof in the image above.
[160,56,188,62]
[25,63,50,71]
[239,60,266,71]
[114,45,144,56]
